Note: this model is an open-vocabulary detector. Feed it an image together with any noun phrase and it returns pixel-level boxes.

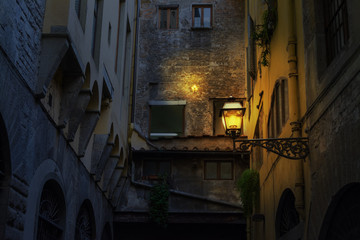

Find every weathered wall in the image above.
[135,0,246,137]
[119,152,248,212]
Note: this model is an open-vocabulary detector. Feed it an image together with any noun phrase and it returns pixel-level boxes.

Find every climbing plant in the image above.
[149,176,170,228]
[236,169,260,217]
[252,0,277,67]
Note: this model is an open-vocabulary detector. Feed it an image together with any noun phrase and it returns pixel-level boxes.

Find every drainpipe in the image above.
[287,0,305,220]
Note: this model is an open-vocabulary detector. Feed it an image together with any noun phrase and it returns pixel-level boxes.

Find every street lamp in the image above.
[220,101,309,160]
[221,102,246,138]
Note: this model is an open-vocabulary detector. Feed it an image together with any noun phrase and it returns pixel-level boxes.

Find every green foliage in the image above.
[236,169,260,217]
[252,2,277,67]
[149,177,169,228]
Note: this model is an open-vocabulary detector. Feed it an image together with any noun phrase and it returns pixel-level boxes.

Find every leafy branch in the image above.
[252,1,277,67]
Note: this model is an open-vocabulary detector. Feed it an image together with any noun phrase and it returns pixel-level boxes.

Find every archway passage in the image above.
[319,183,360,240]
[0,114,11,239]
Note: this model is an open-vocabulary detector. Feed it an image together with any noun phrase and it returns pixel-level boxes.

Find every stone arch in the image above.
[24,159,65,239]
[0,114,11,239]
[101,222,112,240]
[75,199,96,240]
[87,81,100,112]
[275,188,300,239]
[36,180,66,240]
[319,183,360,240]
[74,81,101,157]
[64,63,91,142]
[99,136,120,191]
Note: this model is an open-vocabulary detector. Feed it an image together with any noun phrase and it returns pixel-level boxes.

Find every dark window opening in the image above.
[37,180,66,240]
[143,159,171,179]
[204,161,233,180]
[324,0,349,64]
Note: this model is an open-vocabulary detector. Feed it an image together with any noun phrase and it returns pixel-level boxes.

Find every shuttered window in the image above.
[149,102,185,138]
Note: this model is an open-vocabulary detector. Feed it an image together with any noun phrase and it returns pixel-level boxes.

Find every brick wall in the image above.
[135,0,246,137]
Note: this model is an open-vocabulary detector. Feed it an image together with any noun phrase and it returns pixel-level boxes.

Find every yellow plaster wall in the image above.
[244,0,309,239]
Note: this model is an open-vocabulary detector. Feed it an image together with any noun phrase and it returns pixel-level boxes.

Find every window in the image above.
[204,161,233,180]
[143,159,171,179]
[324,0,349,64]
[268,79,288,138]
[149,101,185,138]
[75,0,87,30]
[37,180,66,240]
[159,5,178,29]
[192,5,212,28]
[92,0,103,65]
[247,15,256,80]
[75,200,96,240]
[108,22,111,45]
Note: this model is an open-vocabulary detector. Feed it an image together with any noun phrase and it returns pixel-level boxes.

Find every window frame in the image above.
[268,79,288,138]
[324,0,349,64]
[142,159,171,180]
[158,5,179,30]
[192,4,213,29]
[204,160,234,180]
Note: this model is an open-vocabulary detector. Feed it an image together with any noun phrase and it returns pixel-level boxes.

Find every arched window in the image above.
[75,200,96,240]
[75,0,87,30]
[319,183,360,240]
[268,79,288,138]
[0,114,11,239]
[37,180,66,240]
[275,189,300,239]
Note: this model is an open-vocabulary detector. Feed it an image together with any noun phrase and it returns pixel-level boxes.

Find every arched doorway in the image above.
[0,114,11,239]
[319,183,360,240]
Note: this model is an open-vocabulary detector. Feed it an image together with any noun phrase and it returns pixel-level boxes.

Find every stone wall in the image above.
[302,0,360,238]
[0,0,115,239]
[135,0,246,137]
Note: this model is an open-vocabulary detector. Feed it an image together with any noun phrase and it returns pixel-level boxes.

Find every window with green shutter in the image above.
[149,101,185,138]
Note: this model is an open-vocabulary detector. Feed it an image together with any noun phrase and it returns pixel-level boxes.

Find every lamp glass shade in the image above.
[221,102,245,135]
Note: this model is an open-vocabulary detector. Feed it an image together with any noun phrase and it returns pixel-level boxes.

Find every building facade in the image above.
[244,0,309,239]
[244,0,360,239]
[118,0,248,237]
[0,0,137,239]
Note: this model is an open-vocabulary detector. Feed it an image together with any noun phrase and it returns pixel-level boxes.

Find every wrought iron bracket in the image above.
[233,137,309,160]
